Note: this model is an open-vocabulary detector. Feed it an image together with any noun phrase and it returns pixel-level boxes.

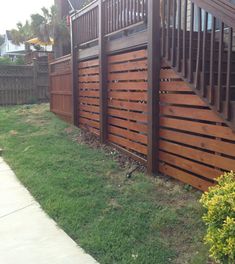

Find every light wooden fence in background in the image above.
[0,59,49,106]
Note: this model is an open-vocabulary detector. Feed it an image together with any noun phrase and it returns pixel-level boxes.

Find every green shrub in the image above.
[15,57,25,65]
[200,171,235,264]
[0,56,25,65]
[0,57,12,65]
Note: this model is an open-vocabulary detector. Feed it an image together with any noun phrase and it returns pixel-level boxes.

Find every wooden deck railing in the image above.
[72,0,148,47]
[68,0,235,176]
[71,0,235,130]
[73,1,99,46]
[104,0,147,36]
[162,0,235,129]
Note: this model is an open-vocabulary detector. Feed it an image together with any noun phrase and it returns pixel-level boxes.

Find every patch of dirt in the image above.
[25,118,50,126]
[63,125,203,198]
[9,130,18,136]
[108,198,123,210]
[76,127,146,173]
[17,104,50,127]
[17,103,49,116]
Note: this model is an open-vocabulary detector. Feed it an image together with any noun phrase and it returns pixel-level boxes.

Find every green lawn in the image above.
[0,104,209,264]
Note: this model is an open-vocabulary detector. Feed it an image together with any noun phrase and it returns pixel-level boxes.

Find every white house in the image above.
[0,31,26,59]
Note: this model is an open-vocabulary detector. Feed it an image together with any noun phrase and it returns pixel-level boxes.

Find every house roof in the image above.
[69,0,80,9]
[6,30,12,41]
[66,0,90,10]
[60,0,91,16]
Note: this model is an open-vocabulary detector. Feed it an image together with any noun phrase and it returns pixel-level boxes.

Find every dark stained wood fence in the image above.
[159,63,235,190]
[50,48,235,191]
[107,50,148,157]
[0,60,49,106]
[78,58,100,135]
[50,0,235,191]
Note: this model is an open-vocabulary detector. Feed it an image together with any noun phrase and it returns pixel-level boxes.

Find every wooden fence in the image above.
[0,59,49,106]
[50,55,72,123]
[50,0,235,191]
[50,48,235,191]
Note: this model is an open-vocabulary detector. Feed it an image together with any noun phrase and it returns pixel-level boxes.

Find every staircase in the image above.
[161,0,235,130]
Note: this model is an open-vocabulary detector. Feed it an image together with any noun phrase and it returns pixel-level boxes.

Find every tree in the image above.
[10,21,32,45]
[10,5,70,47]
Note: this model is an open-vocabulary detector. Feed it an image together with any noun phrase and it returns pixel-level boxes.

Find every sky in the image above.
[0,0,54,34]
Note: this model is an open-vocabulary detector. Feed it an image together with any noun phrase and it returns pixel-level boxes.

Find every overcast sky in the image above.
[0,0,54,34]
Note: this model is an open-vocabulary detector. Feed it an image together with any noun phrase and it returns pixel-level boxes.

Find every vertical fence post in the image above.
[147,0,161,175]
[33,58,38,102]
[49,62,52,112]
[99,0,108,144]
[71,16,79,126]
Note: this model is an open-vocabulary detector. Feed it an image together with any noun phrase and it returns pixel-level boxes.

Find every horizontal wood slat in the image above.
[108,116,147,134]
[159,163,213,191]
[159,150,222,181]
[160,139,235,172]
[109,60,148,72]
[108,97,147,112]
[107,49,148,157]
[79,59,99,68]
[160,117,235,140]
[78,58,100,134]
[160,105,222,122]
[109,82,148,91]
[109,125,147,144]
[108,108,147,123]
[79,66,99,75]
[159,69,235,190]
[160,94,205,106]
[109,91,147,101]
[160,129,235,157]
[108,71,147,81]
[108,134,147,155]
[80,117,99,129]
[160,81,192,91]
[108,50,147,64]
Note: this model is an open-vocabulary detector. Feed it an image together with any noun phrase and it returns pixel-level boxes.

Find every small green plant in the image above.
[15,57,25,65]
[200,171,235,264]
[0,57,12,65]
[0,56,25,65]
[27,96,38,105]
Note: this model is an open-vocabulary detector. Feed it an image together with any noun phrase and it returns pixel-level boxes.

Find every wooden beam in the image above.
[78,30,148,61]
[71,16,79,126]
[147,0,161,175]
[99,0,108,144]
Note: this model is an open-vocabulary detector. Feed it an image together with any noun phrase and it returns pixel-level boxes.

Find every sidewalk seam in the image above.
[0,203,35,220]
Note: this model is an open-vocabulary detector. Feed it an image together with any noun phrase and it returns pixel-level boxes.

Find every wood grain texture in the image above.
[50,49,235,191]
[159,66,235,190]
[78,58,100,134]
[107,49,148,156]
[50,56,72,123]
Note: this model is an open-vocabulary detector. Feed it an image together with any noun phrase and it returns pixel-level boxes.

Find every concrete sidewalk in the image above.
[0,157,99,264]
